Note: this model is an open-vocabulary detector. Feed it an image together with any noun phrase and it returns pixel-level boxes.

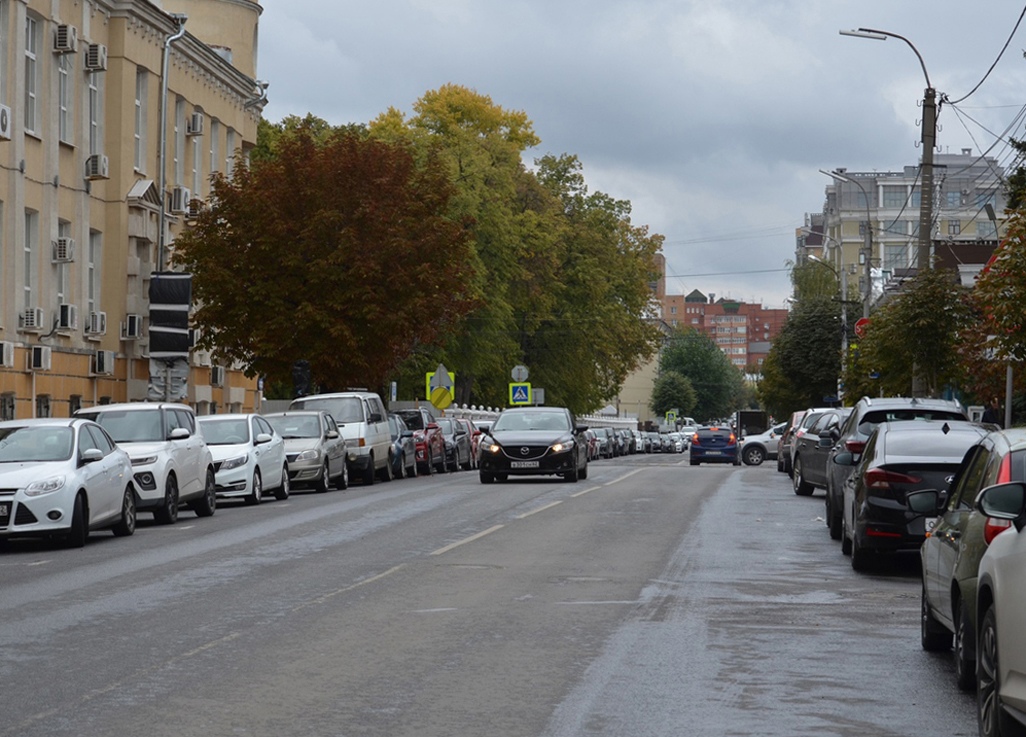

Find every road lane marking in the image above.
[516,501,563,518]
[430,524,505,556]
[571,486,601,497]
[294,564,409,611]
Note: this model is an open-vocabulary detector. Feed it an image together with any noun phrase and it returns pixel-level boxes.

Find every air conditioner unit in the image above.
[186,199,205,219]
[86,311,107,336]
[19,308,45,332]
[84,43,107,71]
[170,186,191,214]
[187,112,204,136]
[54,24,78,53]
[0,341,14,368]
[121,313,143,339]
[93,349,115,376]
[52,237,75,263]
[85,154,109,180]
[210,365,225,387]
[57,303,78,331]
[0,104,11,141]
[29,346,52,371]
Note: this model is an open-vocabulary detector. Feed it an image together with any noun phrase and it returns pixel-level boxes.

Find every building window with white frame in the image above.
[174,97,185,185]
[226,127,236,177]
[209,118,220,174]
[23,210,37,309]
[23,15,39,133]
[948,219,961,236]
[883,244,908,272]
[88,71,103,155]
[134,69,147,172]
[945,190,961,208]
[56,220,71,304]
[192,128,202,196]
[978,220,999,240]
[882,185,905,208]
[58,53,73,143]
[87,230,102,315]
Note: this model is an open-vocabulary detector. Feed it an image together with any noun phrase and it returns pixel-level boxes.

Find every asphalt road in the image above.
[0,453,976,737]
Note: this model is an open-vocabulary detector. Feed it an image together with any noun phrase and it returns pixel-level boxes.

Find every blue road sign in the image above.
[509,382,532,405]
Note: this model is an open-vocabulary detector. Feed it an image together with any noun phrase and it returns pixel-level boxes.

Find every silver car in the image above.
[0,418,136,547]
[198,414,290,505]
[264,411,348,492]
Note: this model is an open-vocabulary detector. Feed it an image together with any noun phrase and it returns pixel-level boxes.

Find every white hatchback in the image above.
[0,418,136,547]
[198,414,289,505]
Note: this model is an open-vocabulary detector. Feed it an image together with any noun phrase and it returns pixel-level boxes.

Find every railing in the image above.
[443,403,638,430]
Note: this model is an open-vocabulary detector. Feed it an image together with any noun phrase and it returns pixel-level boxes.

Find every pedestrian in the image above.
[982,396,1003,428]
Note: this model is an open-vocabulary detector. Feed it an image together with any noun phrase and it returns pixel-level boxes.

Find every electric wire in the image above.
[945,3,1026,105]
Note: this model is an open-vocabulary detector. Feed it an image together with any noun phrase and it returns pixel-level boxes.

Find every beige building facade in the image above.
[0,0,264,419]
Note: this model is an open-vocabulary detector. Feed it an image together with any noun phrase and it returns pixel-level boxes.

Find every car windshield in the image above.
[436,418,454,434]
[80,409,163,442]
[0,426,74,462]
[293,397,363,424]
[198,418,251,445]
[492,411,570,432]
[266,415,321,439]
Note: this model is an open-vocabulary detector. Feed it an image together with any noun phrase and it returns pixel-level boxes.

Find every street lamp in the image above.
[808,254,848,402]
[820,169,873,318]
[841,27,936,272]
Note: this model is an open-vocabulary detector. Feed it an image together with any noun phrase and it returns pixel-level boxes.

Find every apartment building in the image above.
[0,0,264,419]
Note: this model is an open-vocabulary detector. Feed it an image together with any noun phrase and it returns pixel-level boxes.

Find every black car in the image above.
[435,416,473,471]
[838,420,988,572]
[478,406,589,483]
[791,408,852,496]
[387,413,418,479]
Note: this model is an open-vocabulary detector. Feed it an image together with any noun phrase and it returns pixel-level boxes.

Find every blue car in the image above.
[689,426,740,466]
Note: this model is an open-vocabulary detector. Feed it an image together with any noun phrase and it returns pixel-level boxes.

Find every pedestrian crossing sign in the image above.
[509,382,532,405]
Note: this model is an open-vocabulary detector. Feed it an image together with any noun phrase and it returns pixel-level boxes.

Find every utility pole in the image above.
[917,86,937,271]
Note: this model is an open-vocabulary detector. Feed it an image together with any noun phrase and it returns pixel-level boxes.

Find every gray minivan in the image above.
[288,391,392,484]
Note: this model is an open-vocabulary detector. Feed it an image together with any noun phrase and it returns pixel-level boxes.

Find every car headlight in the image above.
[484,443,501,454]
[131,455,158,466]
[550,440,575,453]
[220,454,249,471]
[296,449,321,462]
[25,476,67,496]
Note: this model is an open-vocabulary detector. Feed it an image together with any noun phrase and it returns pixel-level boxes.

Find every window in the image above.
[670,306,677,315]
[23,15,39,132]
[35,395,50,418]
[226,128,237,177]
[978,221,998,239]
[192,127,202,196]
[23,210,37,309]
[910,188,921,208]
[884,244,908,272]
[87,230,102,314]
[88,71,103,154]
[0,393,14,421]
[946,191,962,208]
[882,185,906,208]
[58,53,73,143]
[134,69,147,171]
[976,190,997,209]
[948,220,961,236]
[56,220,70,304]
[174,97,185,184]
[209,118,220,173]
[883,220,906,236]
[69,395,82,415]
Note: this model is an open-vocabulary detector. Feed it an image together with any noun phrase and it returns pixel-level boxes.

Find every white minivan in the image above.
[288,391,392,484]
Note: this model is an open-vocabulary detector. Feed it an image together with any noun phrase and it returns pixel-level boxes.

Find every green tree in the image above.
[658,328,744,421]
[650,370,698,419]
[172,123,477,392]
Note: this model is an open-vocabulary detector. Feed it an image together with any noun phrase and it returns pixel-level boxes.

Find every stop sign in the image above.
[854,317,870,338]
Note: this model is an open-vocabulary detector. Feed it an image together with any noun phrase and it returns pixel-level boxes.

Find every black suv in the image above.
[823,396,969,540]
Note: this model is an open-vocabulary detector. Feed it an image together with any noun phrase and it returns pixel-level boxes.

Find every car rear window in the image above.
[857,409,967,439]
[883,428,983,458]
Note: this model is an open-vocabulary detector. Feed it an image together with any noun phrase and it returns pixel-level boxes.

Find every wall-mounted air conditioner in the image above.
[28,346,52,371]
[85,154,109,180]
[187,112,204,137]
[170,186,191,214]
[53,237,75,263]
[86,311,107,336]
[93,349,115,376]
[57,303,78,331]
[0,341,14,368]
[0,104,11,141]
[54,24,78,53]
[19,308,45,332]
[84,43,107,71]
[210,365,225,387]
[121,313,143,339]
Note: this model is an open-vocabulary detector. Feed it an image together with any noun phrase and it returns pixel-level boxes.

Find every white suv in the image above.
[288,391,392,485]
[76,403,216,524]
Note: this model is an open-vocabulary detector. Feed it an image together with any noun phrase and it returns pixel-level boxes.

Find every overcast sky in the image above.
[255,1,1026,308]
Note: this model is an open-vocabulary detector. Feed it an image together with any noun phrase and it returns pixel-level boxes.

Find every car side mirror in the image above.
[976,482,1026,527]
[833,451,856,466]
[907,489,943,515]
[169,427,190,440]
[401,430,414,438]
[369,413,383,423]
[575,425,588,434]
[326,429,339,439]
[255,432,272,445]
[81,448,103,464]
[817,432,833,448]
[427,422,440,431]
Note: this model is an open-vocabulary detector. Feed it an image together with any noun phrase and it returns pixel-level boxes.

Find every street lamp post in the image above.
[841,27,936,271]
[820,169,873,318]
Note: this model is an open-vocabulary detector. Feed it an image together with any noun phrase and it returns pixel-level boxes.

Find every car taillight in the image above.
[691,434,700,446]
[996,453,1012,484]
[845,439,866,454]
[727,433,737,446]
[863,468,921,490]
[984,517,1013,545]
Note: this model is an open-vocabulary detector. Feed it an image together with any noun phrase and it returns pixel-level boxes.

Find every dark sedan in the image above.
[478,407,589,483]
[689,425,740,466]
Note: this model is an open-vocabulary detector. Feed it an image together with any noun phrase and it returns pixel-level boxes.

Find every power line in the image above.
[945,3,1026,105]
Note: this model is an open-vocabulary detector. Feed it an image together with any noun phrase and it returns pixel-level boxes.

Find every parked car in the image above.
[394,407,447,474]
[76,402,216,524]
[740,421,786,466]
[595,428,615,458]
[436,416,473,471]
[791,408,851,496]
[462,419,484,467]
[912,427,1026,691]
[824,397,968,539]
[387,413,418,479]
[0,418,136,547]
[478,406,588,483]
[688,425,740,466]
[777,410,806,474]
[974,480,1026,737]
[667,432,685,453]
[289,391,392,484]
[197,414,289,505]
[264,411,348,492]
[837,420,987,572]
[648,431,663,453]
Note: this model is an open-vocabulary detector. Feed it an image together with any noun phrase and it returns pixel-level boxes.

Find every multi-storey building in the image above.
[0,0,265,419]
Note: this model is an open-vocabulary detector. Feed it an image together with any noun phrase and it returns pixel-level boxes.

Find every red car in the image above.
[394,408,447,474]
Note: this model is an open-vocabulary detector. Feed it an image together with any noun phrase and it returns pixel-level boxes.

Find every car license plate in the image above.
[510,461,539,469]
[0,501,10,527]
[705,450,720,456]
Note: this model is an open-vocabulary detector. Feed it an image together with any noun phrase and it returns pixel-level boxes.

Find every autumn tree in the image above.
[172,123,477,391]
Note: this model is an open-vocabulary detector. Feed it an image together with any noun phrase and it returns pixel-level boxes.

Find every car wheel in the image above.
[978,605,1013,737]
[246,469,263,506]
[408,453,418,478]
[841,512,852,555]
[563,464,579,482]
[363,456,376,486]
[828,494,843,540]
[65,494,88,548]
[743,446,764,466]
[921,579,952,651]
[690,459,699,466]
[111,486,136,537]
[955,598,976,691]
[437,450,448,474]
[396,454,406,480]
[480,471,494,484]
[379,454,394,482]
[154,475,179,525]
[495,473,508,482]
[850,528,874,572]
[192,470,217,517]
[275,466,291,500]
[792,457,814,496]
[316,462,331,493]
[580,463,588,480]
[338,462,350,490]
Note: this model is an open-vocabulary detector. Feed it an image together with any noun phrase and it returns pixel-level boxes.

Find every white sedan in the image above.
[197,414,289,505]
[0,418,136,548]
